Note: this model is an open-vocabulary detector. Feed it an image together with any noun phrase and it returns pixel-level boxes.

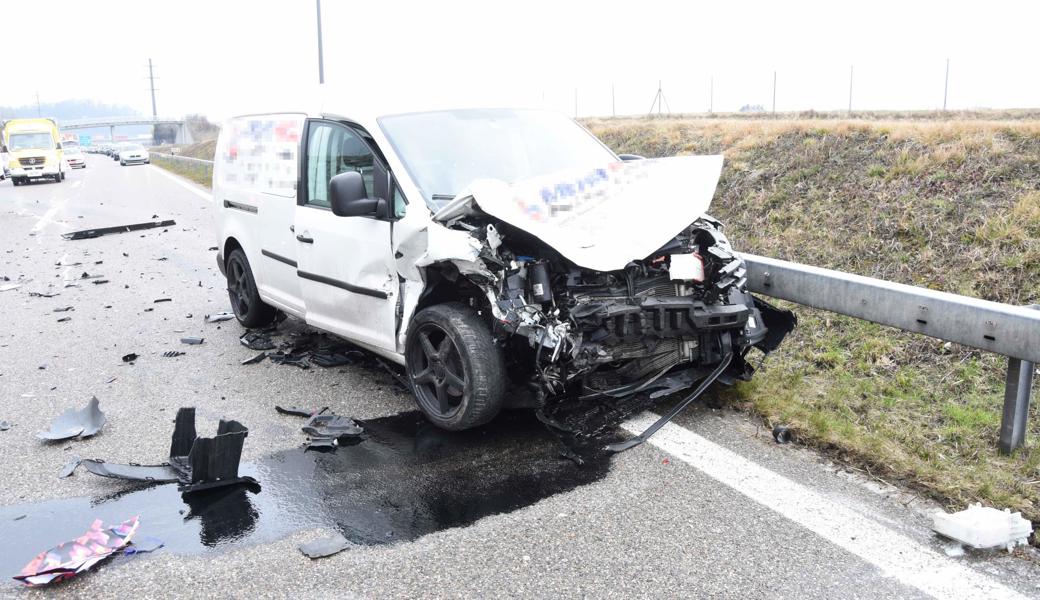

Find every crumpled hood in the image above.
[432,155,724,272]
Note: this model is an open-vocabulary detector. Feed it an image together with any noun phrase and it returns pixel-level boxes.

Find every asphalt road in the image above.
[0,155,1036,599]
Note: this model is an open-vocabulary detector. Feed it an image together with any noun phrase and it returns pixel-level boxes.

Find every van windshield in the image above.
[378,109,617,210]
[9,133,54,151]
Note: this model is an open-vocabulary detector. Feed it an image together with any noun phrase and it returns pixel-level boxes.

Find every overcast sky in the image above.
[6,0,1040,120]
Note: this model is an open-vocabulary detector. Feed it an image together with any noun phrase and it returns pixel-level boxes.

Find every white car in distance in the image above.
[119,144,150,166]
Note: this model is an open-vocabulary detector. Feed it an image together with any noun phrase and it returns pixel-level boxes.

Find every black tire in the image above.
[60,171,66,181]
[120,161,126,166]
[405,302,506,430]
[12,178,20,186]
[225,248,277,328]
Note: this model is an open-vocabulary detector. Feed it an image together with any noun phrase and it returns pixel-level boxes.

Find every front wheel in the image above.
[405,302,507,430]
[225,248,277,328]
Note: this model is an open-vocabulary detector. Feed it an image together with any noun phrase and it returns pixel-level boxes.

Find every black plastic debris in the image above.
[275,405,327,418]
[309,351,360,368]
[180,337,204,345]
[154,298,172,303]
[298,533,350,559]
[302,413,363,450]
[772,425,792,444]
[58,457,81,479]
[53,306,74,312]
[240,330,276,351]
[125,536,164,555]
[92,280,109,285]
[268,351,309,369]
[37,397,106,441]
[205,312,234,323]
[57,317,71,323]
[122,353,138,363]
[29,291,59,298]
[74,407,258,494]
[162,351,185,358]
[78,459,180,482]
[62,220,177,241]
[241,352,267,365]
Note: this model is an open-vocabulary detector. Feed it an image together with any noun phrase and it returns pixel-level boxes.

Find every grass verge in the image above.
[150,153,212,188]
[586,117,1040,524]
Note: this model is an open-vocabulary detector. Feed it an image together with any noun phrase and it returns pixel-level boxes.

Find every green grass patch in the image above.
[151,154,212,188]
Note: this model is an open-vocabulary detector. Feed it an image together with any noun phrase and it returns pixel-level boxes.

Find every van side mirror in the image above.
[1,145,7,153]
[329,171,386,218]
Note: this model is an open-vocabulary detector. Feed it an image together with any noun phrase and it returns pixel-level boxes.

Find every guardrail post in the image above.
[999,305,1039,454]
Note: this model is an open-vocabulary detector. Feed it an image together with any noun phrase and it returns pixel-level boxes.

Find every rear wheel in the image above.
[405,303,506,430]
[12,178,21,186]
[225,248,277,328]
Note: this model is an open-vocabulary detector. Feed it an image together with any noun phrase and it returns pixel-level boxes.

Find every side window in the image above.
[393,184,408,218]
[305,122,375,208]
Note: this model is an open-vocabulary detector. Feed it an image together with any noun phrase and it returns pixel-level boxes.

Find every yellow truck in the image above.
[2,118,65,185]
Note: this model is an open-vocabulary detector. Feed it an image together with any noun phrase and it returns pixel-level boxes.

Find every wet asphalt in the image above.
[0,156,1037,598]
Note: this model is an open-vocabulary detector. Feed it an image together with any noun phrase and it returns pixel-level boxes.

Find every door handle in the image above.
[296,233,314,244]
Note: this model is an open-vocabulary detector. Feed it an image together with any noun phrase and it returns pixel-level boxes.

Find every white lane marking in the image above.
[621,414,1027,600]
[148,164,213,202]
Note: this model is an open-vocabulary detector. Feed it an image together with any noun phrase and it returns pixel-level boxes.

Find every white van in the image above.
[212,108,793,435]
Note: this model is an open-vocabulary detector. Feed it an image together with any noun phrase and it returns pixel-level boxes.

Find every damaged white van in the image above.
[213,108,794,442]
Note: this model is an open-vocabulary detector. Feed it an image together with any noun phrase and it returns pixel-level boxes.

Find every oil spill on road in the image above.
[0,410,615,582]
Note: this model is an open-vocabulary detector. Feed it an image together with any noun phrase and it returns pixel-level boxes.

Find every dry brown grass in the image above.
[587,116,1040,524]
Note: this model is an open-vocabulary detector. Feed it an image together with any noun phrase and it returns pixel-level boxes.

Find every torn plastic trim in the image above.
[37,397,106,441]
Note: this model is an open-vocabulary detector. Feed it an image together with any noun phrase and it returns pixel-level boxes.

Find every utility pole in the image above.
[942,58,949,111]
[611,84,615,117]
[147,59,158,118]
[772,71,777,114]
[316,0,325,84]
[848,65,853,115]
[648,80,669,116]
[709,76,714,114]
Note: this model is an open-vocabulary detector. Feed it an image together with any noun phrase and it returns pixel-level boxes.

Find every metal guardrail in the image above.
[150,153,213,185]
[741,253,1038,453]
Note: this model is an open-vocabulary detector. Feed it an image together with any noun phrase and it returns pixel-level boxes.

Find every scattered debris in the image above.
[53,306,74,312]
[13,517,140,586]
[269,351,309,369]
[772,425,792,444]
[162,351,185,358]
[144,308,154,312]
[92,279,109,285]
[37,397,106,441]
[58,457,81,478]
[298,533,350,559]
[205,312,235,323]
[0,283,22,292]
[932,504,1033,552]
[57,316,72,323]
[122,353,139,363]
[207,246,219,251]
[154,298,172,303]
[0,420,11,431]
[240,330,276,351]
[73,407,259,494]
[241,352,267,365]
[275,405,327,418]
[62,220,177,241]
[309,350,362,368]
[80,272,103,280]
[180,337,204,345]
[124,536,164,555]
[28,291,59,298]
[302,413,363,450]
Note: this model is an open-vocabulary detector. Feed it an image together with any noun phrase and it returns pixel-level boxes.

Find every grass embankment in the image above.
[586,117,1040,523]
[150,139,216,187]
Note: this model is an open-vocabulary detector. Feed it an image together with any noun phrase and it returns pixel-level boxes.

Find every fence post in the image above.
[999,304,1039,454]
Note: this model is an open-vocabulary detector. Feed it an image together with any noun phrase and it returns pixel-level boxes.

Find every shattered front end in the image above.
[483,217,795,435]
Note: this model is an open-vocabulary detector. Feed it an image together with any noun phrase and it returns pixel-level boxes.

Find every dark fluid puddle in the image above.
[0,411,614,582]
